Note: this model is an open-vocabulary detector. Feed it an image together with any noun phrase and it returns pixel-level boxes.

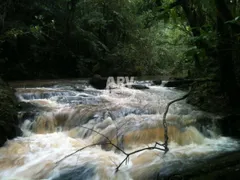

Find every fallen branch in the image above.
[115,143,165,172]
[162,87,192,152]
[55,89,192,172]
[56,143,100,165]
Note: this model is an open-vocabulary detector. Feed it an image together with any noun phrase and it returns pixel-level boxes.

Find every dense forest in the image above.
[0,0,235,78]
[0,0,193,79]
[1,0,240,111]
[1,1,240,179]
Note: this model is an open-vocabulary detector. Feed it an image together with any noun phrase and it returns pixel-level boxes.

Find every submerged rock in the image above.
[52,166,95,180]
[0,78,22,146]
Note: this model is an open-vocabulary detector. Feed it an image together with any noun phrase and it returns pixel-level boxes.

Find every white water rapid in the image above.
[0,79,239,180]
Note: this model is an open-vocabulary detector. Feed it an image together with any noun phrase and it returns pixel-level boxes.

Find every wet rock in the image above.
[52,166,95,180]
[152,80,162,86]
[89,74,107,89]
[217,115,240,138]
[73,87,84,92]
[18,101,37,111]
[18,111,38,122]
[127,84,149,90]
[192,113,240,138]
[164,79,194,88]
[154,151,240,180]
[193,114,218,138]
[71,85,84,92]
[0,78,22,146]
[18,101,52,112]
[95,117,113,130]
[17,98,46,123]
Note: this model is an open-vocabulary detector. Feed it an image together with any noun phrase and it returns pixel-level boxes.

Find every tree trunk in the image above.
[180,0,210,69]
[65,0,78,42]
[215,0,240,107]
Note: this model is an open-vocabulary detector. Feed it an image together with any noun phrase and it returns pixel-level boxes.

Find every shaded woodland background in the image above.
[1,0,240,108]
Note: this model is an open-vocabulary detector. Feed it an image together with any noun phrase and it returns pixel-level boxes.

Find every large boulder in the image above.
[89,74,107,89]
[152,80,162,86]
[151,151,240,179]
[0,78,21,146]
[128,84,149,90]
[164,79,194,88]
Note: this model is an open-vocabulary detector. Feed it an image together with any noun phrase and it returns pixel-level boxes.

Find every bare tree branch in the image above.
[78,125,127,155]
[162,87,192,152]
[56,143,100,165]
[55,89,192,172]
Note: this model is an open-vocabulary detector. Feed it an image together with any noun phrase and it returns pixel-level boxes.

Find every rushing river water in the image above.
[0,79,239,180]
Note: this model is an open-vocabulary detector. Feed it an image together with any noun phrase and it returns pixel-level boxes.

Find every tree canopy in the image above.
[1,0,240,106]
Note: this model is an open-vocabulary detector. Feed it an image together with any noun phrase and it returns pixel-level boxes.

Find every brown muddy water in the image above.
[0,79,239,180]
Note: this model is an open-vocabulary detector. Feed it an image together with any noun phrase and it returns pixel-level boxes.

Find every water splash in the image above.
[0,80,239,179]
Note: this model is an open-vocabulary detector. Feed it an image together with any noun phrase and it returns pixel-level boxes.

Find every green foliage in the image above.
[1,0,237,80]
[226,16,240,24]
[1,0,177,78]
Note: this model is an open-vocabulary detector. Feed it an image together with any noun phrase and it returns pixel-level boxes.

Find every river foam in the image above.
[0,80,239,179]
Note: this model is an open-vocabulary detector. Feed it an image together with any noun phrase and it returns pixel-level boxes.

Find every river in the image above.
[0,79,239,179]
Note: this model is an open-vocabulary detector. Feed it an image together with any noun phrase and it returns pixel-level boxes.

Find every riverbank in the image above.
[161,150,240,180]
[0,78,21,146]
